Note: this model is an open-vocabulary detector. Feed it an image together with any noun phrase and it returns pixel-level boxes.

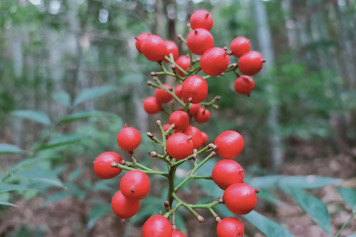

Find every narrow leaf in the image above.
[11,110,51,125]
[278,176,342,189]
[285,187,331,234]
[0,184,27,193]
[337,187,356,210]
[0,144,24,155]
[53,91,71,107]
[57,110,105,125]
[42,191,71,206]
[74,86,116,105]
[0,198,16,207]
[37,133,85,150]
[244,211,294,237]
[15,167,64,188]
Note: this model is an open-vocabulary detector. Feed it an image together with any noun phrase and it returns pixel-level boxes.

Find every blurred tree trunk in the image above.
[253,0,283,171]
[281,0,298,61]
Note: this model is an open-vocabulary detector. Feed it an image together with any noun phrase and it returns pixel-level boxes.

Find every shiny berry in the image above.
[201,132,208,145]
[190,9,213,31]
[174,84,183,99]
[182,76,208,104]
[194,108,210,124]
[155,84,173,103]
[216,217,244,237]
[141,34,167,62]
[93,152,123,179]
[188,104,201,116]
[234,75,255,96]
[200,47,229,76]
[212,160,244,190]
[214,131,244,159]
[238,51,264,76]
[117,126,141,152]
[187,28,214,55]
[224,183,257,215]
[172,230,186,237]
[164,40,179,62]
[121,170,150,200]
[230,36,250,58]
[169,111,189,132]
[135,32,150,53]
[175,55,190,76]
[167,133,194,160]
[184,126,203,149]
[143,97,162,114]
[111,190,140,219]
[142,215,173,237]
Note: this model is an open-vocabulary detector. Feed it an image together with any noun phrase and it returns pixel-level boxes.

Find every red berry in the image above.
[234,75,255,96]
[169,111,190,132]
[143,97,162,114]
[172,230,186,237]
[182,76,208,104]
[200,47,229,76]
[111,190,140,219]
[214,131,244,159]
[142,215,173,237]
[230,36,250,58]
[174,84,183,98]
[155,84,173,104]
[120,170,150,200]
[167,133,194,160]
[194,108,210,124]
[141,34,167,62]
[201,132,208,145]
[164,40,179,62]
[224,183,257,215]
[117,126,141,152]
[187,28,214,55]
[188,104,201,116]
[184,126,203,149]
[238,51,264,76]
[135,32,150,53]
[94,152,123,179]
[190,9,213,31]
[212,160,244,190]
[175,55,190,76]
[216,217,244,237]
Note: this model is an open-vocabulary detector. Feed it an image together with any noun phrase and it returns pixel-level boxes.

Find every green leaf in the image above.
[278,176,342,189]
[37,133,86,150]
[337,187,356,210]
[15,167,65,188]
[87,205,111,229]
[53,91,71,107]
[42,191,71,206]
[175,213,186,232]
[257,190,282,205]
[74,86,116,105]
[11,110,51,125]
[249,175,282,190]
[57,110,105,125]
[0,144,24,155]
[0,198,16,206]
[285,187,331,234]
[0,184,27,193]
[244,211,294,237]
[68,168,84,182]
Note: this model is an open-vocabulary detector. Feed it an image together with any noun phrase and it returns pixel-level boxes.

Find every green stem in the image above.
[167,166,177,208]
[335,211,356,237]
[165,56,188,75]
[173,144,213,167]
[149,81,185,107]
[174,151,215,192]
[191,175,212,180]
[114,163,168,176]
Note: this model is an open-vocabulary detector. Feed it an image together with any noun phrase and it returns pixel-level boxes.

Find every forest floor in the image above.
[0,141,355,237]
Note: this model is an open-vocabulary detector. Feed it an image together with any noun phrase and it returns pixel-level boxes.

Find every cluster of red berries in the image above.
[93,9,264,237]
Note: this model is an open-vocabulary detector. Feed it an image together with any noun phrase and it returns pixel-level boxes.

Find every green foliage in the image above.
[337,187,356,210]
[11,110,51,125]
[0,144,24,154]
